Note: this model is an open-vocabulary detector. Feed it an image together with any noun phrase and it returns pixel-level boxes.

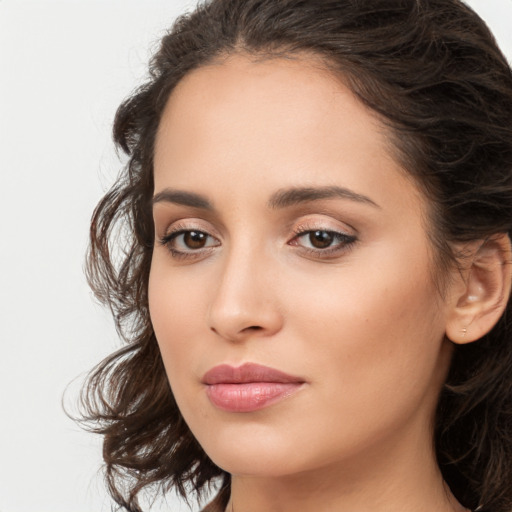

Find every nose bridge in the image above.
[208,235,282,341]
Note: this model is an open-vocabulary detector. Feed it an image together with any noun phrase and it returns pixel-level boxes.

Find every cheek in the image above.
[283,242,446,413]
[148,260,205,383]
[293,230,441,339]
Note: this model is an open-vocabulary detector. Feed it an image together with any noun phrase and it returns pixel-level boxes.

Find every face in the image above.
[149,55,454,478]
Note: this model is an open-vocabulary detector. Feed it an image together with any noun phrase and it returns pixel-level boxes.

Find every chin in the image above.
[192,421,311,477]
[208,448,306,478]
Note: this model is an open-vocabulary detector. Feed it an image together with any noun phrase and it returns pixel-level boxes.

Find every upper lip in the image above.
[202,363,304,385]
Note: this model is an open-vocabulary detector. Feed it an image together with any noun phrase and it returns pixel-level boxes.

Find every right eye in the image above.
[160,229,220,259]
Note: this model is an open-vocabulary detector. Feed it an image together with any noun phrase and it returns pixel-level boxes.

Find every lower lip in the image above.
[205,382,303,412]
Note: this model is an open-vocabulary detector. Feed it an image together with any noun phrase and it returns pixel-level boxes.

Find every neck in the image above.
[226,417,466,512]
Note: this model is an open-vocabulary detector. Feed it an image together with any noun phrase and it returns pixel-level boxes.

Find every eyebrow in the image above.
[268,186,380,209]
[152,189,213,210]
[152,185,380,211]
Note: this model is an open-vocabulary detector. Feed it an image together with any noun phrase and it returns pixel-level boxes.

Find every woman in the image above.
[81,1,512,511]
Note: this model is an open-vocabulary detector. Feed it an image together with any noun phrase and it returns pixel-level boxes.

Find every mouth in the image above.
[202,363,305,413]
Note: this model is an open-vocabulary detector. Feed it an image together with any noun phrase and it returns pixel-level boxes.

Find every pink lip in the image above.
[202,363,305,413]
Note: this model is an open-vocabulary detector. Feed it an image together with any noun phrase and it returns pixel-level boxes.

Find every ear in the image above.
[445,233,512,344]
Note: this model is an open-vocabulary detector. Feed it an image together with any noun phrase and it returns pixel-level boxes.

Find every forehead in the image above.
[156,53,379,150]
[153,54,425,217]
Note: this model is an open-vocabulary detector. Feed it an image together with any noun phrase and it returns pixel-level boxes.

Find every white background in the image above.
[1,1,511,511]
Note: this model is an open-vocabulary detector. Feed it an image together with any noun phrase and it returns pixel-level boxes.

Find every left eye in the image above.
[292,230,356,251]
[162,230,220,253]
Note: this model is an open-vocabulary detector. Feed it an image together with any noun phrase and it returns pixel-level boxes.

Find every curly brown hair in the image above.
[79,1,512,511]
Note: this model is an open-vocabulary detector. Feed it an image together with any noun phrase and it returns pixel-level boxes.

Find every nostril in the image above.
[210,325,262,335]
[245,325,263,331]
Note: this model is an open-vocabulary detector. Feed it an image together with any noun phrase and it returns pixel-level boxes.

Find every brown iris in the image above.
[309,230,334,249]
[183,231,208,249]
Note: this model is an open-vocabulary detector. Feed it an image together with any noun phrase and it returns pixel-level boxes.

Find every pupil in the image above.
[184,231,207,249]
[310,230,334,249]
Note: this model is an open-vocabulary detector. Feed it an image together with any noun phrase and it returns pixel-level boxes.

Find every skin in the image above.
[149,54,469,512]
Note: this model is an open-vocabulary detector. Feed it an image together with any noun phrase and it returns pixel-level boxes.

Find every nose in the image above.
[207,248,284,342]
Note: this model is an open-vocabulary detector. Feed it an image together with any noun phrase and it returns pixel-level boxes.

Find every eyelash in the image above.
[159,224,357,261]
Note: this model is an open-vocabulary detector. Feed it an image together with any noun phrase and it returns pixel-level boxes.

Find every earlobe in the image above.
[445,233,512,345]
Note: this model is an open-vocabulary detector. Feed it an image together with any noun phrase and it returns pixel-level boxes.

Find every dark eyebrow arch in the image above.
[152,189,213,210]
[268,186,380,210]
